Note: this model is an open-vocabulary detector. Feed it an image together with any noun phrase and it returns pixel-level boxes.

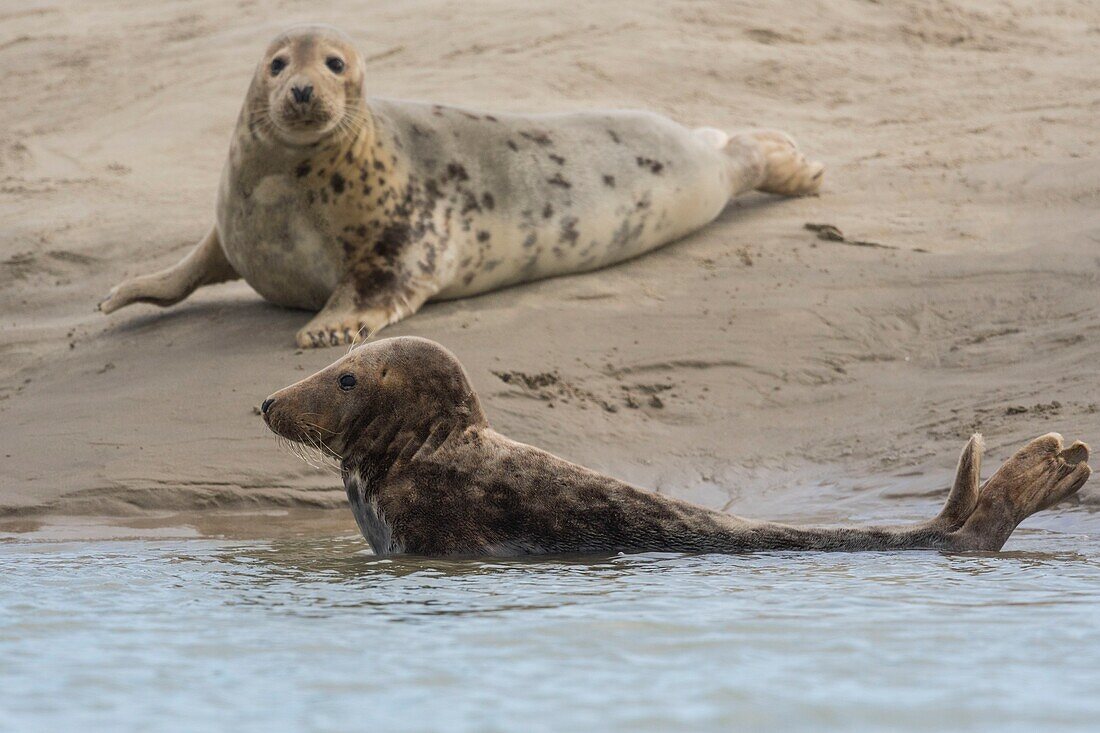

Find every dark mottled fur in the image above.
[262,337,1092,557]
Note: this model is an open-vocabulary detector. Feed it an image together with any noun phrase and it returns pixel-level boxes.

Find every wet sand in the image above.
[1,0,1098,528]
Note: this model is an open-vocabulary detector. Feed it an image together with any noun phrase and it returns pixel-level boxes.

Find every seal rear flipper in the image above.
[717,433,1089,553]
[947,433,1091,551]
[924,433,983,532]
[722,130,824,198]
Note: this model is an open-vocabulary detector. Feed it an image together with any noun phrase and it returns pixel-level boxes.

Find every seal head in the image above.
[262,337,486,464]
[249,25,367,146]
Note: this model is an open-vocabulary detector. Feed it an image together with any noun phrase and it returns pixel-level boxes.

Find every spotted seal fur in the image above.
[99,25,824,348]
[261,336,1092,556]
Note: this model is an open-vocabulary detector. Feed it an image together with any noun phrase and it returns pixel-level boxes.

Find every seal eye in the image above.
[325,57,345,74]
[270,57,287,76]
[338,373,357,391]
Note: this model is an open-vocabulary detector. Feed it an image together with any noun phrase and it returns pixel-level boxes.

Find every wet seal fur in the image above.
[100,25,825,349]
[262,336,1092,556]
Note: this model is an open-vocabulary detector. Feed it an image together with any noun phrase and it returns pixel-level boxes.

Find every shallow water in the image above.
[3,523,1100,733]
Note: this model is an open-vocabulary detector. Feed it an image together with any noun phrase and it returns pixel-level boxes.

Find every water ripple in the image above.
[2,530,1100,732]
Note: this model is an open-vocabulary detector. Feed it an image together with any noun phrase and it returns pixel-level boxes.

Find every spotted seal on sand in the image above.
[99,25,825,348]
[260,336,1092,556]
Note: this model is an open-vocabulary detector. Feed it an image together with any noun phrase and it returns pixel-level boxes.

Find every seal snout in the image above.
[290,85,313,104]
[261,397,276,415]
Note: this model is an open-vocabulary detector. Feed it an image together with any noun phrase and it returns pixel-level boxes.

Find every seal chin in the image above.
[265,412,344,458]
[270,112,340,146]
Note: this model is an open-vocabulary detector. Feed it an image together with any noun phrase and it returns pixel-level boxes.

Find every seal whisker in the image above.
[297,412,334,430]
[279,415,343,472]
[299,427,341,473]
[276,432,321,469]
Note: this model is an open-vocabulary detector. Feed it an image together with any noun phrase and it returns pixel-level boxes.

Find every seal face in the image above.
[262,337,1092,557]
[100,25,826,348]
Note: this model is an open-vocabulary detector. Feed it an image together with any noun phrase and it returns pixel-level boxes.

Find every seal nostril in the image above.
[261,398,275,415]
[291,85,313,104]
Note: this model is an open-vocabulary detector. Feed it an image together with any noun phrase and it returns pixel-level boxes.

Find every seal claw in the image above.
[295,300,401,349]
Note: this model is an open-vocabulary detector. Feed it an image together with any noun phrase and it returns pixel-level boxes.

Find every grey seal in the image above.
[261,336,1092,556]
[100,25,824,348]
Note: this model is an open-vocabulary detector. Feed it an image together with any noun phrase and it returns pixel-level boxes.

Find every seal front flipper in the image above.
[99,227,239,314]
[295,275,439,348]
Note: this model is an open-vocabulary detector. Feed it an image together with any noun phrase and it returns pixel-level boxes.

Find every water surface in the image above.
[3,519,1100,732]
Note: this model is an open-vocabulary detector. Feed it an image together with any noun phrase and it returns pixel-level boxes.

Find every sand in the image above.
[2,0,1098,532]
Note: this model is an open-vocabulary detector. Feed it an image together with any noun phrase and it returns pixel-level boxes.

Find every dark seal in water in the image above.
[262,336,1091,557]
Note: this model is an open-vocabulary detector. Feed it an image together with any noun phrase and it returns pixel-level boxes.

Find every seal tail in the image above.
[693,126,730,149]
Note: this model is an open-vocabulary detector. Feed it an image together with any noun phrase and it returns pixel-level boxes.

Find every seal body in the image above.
[261,337,1092,557]
[101,26,825,348]
[217,97,819,348]
[218,102,738,307]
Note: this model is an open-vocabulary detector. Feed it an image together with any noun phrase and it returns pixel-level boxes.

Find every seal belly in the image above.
[217,168,344,310]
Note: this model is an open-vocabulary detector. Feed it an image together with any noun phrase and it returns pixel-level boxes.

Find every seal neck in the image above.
[339,389,488,480]
[338,421,482,491]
